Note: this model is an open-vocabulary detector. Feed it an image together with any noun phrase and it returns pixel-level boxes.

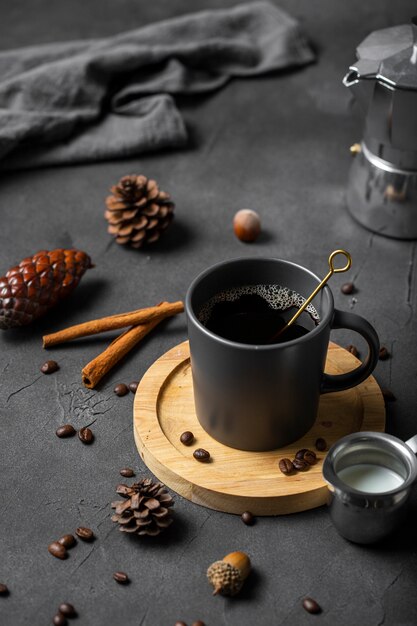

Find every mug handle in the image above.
[321,309,380,394]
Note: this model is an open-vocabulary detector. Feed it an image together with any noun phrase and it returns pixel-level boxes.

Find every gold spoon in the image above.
[273,249,352,340]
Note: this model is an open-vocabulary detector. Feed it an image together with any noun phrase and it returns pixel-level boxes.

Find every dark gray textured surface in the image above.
[1,2,416,625]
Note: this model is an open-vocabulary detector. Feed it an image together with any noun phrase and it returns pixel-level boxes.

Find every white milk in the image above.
[337,463,404,493]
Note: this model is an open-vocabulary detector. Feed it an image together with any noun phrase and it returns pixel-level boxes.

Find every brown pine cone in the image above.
[111,478,174,537]
[105,175,174,248]
[0,249,93,329]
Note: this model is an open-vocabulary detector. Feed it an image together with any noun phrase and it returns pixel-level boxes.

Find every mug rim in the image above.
[185,256,334,351]
[322,431,417,497]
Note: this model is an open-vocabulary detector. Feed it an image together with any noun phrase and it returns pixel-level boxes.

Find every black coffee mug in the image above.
[185,257,380,452]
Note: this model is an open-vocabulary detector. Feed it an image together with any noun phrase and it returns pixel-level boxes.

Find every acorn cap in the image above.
[207,561,243,596]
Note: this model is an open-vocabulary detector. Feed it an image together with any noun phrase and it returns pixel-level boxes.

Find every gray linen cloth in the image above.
[0,2,314,169]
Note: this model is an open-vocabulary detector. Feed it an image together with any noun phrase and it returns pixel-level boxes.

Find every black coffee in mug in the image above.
[198,284,320,345]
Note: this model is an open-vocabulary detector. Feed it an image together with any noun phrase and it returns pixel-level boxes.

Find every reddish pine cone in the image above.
[105,175,174,248]
[0,249,93,329]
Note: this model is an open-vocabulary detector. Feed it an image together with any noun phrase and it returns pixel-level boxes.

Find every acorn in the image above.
[207,551,251,596]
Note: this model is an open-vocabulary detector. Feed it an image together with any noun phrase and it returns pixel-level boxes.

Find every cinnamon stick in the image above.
[43,301,184,348]
[82,316,162,389]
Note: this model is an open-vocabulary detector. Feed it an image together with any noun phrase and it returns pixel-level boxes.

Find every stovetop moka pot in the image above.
[344,17,417,239]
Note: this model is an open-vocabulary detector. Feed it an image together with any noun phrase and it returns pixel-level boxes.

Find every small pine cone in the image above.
[111,478,174,537]
[0,249,93,330]
[105,175,174,248]
[207,561,244,596]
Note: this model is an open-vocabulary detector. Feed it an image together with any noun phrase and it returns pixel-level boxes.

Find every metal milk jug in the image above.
[344,17,417,239]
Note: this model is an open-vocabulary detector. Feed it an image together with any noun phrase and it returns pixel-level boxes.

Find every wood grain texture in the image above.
[133,341,385,515]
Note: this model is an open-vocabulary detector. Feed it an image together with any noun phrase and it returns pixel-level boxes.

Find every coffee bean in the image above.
[341,282,354,295]
[75,527,94,542]
[41,360,59,374]
[113,571,129,584]
[279,458,294,475]
[315,437,327,451]
[241,511,255,526]
[57,534,76,549]
[58,603,76,617]
[293,458,309,471]
[193,448,210,462]
[114,383,129,397]
[303,450,317,465]
[346,344,359,357]
[174,622,187,626]
[180,431,194,446]
[379,346,390,360]
[48,542,67,560]
[295,448,308,460]
[128,381,139,393]
[302,597,322,614]
[120,468,135,478]
[78,427,94,444]
[192,622,206,626]
[0,583,9,596]
[55,424,76,439]
[53,614,67,626]
[382,388,396,402]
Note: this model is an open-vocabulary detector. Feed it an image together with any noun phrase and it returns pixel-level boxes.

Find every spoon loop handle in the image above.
[328,249,352,274]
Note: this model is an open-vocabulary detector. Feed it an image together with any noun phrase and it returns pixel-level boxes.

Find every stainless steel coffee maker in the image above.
[344,17,417,239]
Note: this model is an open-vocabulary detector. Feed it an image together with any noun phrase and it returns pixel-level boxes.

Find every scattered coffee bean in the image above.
[241,511,255,526]
[48,542,67,560]
[113,571,129,584]
[382,388,396,402]
[346,344,359,357]
[53,614,67,626]
[57,534,76,549]
[341,282,354,295]
[315,437,327,451]
[128,381,139,393]
[279,458,294,475]
[120,468,135,478]
[78,427,94,445]
[180,431,194,446]
[193,448,210,462]
[0,583,9,596]
[174,622,187,626]
[379,346,390,360]
[293,458,309,471]
[303,450,317,465]
[295,449,317,464]
[55,424,76,439]
[41,360,59,374]
[192,622,206,626]
[295,448,308,460]
[302,597,322,614]
[58,603,76,617]
[75,527,94,542]
[114,383,129,397]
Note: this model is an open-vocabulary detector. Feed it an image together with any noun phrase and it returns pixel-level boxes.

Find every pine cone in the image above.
[105,175,174,248]
[111,478,174,537]
[0,249,93,330]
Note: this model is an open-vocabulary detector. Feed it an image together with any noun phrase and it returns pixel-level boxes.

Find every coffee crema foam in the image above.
[198,284,320,326]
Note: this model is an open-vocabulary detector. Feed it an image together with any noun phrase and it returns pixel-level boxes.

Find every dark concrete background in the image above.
[1,1,417,625]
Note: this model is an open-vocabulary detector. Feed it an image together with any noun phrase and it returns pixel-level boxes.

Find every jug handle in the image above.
[406,435,417,454]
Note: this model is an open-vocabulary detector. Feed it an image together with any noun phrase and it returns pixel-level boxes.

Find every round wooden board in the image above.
[133,341,385,515]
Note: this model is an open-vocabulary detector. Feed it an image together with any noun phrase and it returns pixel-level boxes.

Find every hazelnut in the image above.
[233,209,261,242]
